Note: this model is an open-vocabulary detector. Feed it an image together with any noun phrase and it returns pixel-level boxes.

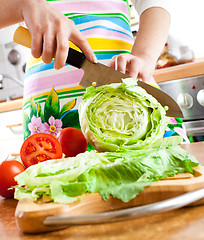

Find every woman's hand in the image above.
[21,0,96,69]
[108,53,155,83]
[108,7,170,83]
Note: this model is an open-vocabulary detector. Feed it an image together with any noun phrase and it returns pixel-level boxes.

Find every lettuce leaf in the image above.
[14,145,199,204]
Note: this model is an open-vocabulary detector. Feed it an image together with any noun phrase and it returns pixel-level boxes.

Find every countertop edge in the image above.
[0,98,23,113]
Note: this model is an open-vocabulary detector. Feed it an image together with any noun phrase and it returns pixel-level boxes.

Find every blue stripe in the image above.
[25,61,55,78]
[72,15,131,32]
[95,52,130,60]
[163,130,176,138]
[81,25,133,39]
[60,109,77,120]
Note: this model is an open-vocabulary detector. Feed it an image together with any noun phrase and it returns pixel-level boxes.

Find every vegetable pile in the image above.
[13,78,199,204]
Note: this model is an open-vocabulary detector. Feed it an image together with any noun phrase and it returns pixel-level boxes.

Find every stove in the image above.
[158,74,204,141]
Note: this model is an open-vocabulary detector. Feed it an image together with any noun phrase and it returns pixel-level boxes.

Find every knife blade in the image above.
[13,26,183,118]
[67,48,183,118]
[43,189,204,226]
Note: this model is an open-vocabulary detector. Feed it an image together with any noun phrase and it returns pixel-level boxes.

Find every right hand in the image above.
[21,0,97,69]
[108,53,156,83]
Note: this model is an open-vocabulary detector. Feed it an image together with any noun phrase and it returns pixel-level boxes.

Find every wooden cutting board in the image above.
[15,166,204,234]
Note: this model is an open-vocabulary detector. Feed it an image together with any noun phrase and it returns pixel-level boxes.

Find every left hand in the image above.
[108,53,155,83]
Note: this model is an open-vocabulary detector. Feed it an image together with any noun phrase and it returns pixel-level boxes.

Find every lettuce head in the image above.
[79,78,173,152]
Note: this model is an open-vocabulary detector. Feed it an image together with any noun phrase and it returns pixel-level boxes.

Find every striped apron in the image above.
[23,0,189,143]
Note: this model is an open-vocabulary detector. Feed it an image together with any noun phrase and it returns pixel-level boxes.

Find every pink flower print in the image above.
[44,116,62,136]
[168,118,178,125]
[28,116,46,135]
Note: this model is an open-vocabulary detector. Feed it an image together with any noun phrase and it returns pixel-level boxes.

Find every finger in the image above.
[116,55,127,73]
[139,73,151,83]
[31,30,43,59]
[108,55,117,68]
[54,32,69,69]
[128,59,139,78]
[42,28,56,64]
[69,27,97,63]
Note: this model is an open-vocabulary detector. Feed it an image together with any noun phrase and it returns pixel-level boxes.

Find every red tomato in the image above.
[0,160,25,198]
[57,127,88,157]
[20,133,63,168]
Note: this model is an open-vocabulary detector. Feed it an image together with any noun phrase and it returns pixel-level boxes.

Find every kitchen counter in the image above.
[154,58,204,83]
[0,141,204,240]
[0,98,23,113]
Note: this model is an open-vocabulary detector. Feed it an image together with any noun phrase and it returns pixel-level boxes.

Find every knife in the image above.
[43,189,204,226]
[13,26,183,118]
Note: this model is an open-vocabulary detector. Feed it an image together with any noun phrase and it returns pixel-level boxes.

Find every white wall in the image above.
[0,109,23,163]
[167,0,204,58]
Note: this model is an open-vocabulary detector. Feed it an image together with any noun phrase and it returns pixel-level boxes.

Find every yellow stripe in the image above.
[70,38,132,51]
[24,86,84,105]
[150,83,160,89]
[26,56,43,70]
[26,38,132,69]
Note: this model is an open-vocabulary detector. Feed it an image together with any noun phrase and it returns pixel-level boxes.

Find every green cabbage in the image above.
[79,78,173,152]
[14,145,199,204]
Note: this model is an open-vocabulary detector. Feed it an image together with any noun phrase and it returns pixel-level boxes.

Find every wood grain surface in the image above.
[1,142,204,239]
[0,98,23,113]
[154,59,204,82]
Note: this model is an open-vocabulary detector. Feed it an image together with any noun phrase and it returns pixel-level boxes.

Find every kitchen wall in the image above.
[167,0,204,59]
[0,109,23,163]
[132,0,204,59]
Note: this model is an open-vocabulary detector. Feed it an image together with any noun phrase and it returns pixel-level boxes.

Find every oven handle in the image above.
[186,126,204,135]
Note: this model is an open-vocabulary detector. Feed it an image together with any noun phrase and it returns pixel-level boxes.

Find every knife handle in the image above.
[13,26,32,48]
[13,26,85,69]
[66,48,85,69]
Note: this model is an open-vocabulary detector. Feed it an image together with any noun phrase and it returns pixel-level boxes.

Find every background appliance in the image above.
[157,62,204,142]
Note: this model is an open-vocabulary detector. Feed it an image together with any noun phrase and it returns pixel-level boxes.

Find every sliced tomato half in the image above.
[20,133,63,168]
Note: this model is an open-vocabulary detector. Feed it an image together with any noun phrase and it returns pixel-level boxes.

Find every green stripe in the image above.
[65,12,130,25]
[23,91,85,110]
[94,50,130,54]
[58,93,84,100]
[24,88,85,105]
